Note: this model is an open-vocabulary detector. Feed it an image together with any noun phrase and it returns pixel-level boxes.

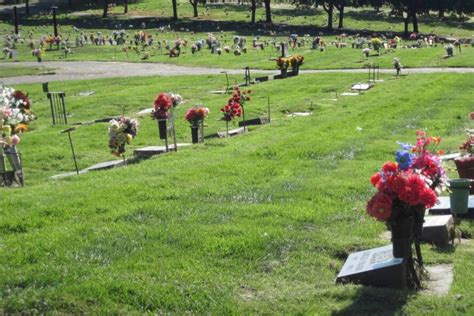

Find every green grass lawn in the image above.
[0,65,54,77]
[1,72,473,313]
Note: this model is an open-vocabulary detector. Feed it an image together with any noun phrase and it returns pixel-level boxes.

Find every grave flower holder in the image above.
[0,145,24,187]
[158,119,167,140]
[454,156,474,194]
[449,178,472,215]
[190,124,199,144]
[389,205,422,289]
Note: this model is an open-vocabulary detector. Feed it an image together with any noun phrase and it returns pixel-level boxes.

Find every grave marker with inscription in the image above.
[336,245,407,288]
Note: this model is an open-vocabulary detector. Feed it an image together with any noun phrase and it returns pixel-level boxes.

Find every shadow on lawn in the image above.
[332,286,410,316]
[346,10,474,32]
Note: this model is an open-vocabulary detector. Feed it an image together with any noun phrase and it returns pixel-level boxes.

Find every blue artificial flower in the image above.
[397,141,413,151]
[396,150,413,170]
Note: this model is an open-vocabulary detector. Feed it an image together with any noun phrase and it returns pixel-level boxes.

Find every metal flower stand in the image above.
[0,145,24,187]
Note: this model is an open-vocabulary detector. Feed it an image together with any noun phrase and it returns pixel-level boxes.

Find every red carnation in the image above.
[370,172,381,187]
[382,161,398,173]
[419,188,438,208]
[388,174,406,194]
[367,192,393,221]
[399,174,426,205]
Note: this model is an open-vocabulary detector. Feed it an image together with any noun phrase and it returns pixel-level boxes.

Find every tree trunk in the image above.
[25,0,29,14]
[264,0,272,23]
[437,0,445,18]
[322,1,334,31]
[336,2,344,29]
[103,0,109,18]
[403,14,410,36]
[251,0,256,24]
[192,0,198,17]
[124,0,128,14]
[172,0,178,20]
[410,4,419,33]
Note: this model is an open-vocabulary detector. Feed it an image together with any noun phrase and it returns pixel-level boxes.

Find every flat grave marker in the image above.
[440,153,461,161]
[217,127,245,138]
[286,112,313,117]
[239,117,269,126]
[422,215,453,245]
[351,83,372,91]
[429,196,474,215]
[336,244,406,288]
[78,91,95,97]
[83,159,127,172]
[134,143,191,158]
[341,92,360,96]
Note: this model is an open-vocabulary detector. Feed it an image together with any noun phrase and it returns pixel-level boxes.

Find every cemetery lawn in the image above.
[1,24,473,70]
[1,72,474,314]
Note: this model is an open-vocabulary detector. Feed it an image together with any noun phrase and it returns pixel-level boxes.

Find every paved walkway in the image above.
[1,61,473,85]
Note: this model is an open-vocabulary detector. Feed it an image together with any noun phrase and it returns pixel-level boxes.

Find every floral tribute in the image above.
[459,129,473,155]
[229,86,251,108]
[151,92,183,120]
[184,105,210,126]
[108,117,139,156]
[276,55,304,73]
[367,131,448,222]
[1,87,36,146]
[220,88,243,122]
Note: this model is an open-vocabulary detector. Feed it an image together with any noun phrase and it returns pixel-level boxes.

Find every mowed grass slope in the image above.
[1,72,474,314]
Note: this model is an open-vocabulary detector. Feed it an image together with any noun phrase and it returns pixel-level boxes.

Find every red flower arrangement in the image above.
[228,86,251,107]
[151,93,172,119]
[220,92,242,122]
[367,131,447,222]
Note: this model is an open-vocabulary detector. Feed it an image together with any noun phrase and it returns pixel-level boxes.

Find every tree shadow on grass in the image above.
[346,10,474,32]
[332,286,410,316]
[430,243,456,254]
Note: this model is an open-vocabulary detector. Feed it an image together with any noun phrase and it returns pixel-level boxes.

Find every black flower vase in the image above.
[158,119,167,140]
[190,125,199,144]
[390,216,413,259]
[293,65,299,76]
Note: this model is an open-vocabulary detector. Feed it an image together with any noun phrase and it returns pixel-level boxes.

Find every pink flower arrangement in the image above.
[367,131,447,222]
